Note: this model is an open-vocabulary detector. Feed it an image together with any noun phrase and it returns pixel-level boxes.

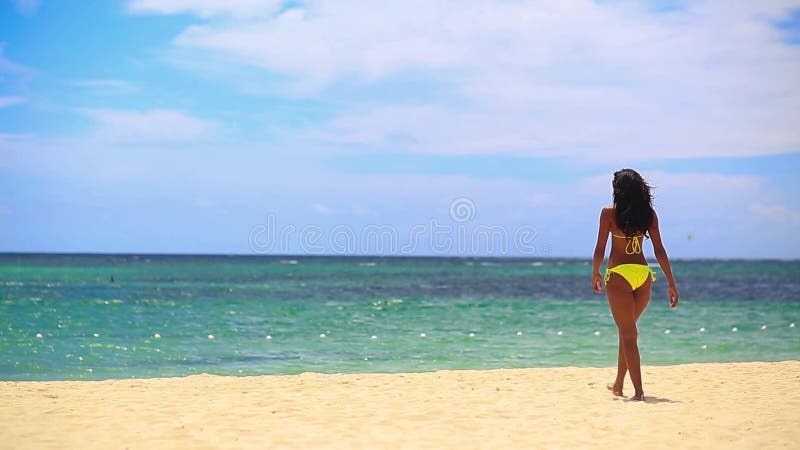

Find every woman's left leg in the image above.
[610,278,652,396]
[606,273,646,400]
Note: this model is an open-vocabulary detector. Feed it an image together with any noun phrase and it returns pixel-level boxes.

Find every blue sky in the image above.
[1,0,799,258]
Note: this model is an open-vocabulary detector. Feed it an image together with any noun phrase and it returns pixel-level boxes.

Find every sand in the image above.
[1,361,798,449]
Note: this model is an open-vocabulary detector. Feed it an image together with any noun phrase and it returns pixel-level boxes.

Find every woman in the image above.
[592,169,679,401]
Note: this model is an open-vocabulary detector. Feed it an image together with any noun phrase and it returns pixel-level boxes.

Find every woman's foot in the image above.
[630,392,645,401]
[607,382,624,397]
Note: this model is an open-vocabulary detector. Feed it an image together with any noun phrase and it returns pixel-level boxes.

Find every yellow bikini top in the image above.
[611,233,643,255]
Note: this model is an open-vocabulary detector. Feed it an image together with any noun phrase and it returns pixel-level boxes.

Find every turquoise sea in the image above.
[1,254,798,381]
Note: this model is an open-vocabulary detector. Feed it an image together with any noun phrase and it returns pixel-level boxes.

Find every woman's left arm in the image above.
[592,208,610,292]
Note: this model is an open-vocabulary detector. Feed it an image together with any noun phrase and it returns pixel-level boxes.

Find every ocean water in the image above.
[1,254,798,381]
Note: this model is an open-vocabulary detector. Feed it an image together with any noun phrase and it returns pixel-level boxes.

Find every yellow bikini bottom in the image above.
[605,264,656,291]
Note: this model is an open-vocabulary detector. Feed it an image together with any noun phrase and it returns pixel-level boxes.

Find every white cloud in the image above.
[71,79,138,95]
[0,43,32,74]
[311,103,616,157]
[0,96,25,108]
[311,203,335,216]
[0,132,34,148]
[127,0,282,19]
[572,170,800,257]
[577,170,765,213]
[10,0,39,15]
[248,169,796,256]
[81,108,219,143]
[749,203,800,224]
[138,0,800,159]
[4,120,798,256]
[194,198,218,208]
[310,202,373,217]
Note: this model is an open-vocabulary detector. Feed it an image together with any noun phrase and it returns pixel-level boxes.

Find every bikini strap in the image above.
[611,232,643,255]
[625,235,642,255]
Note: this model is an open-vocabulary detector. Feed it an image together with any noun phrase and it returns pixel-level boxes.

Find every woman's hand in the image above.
[668,285,680,308]
[592,273,603,293]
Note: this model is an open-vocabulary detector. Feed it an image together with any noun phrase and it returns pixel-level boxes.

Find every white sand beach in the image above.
[1,361,798,449]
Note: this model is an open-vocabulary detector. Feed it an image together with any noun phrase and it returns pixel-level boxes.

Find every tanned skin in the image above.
[592,207,679,401]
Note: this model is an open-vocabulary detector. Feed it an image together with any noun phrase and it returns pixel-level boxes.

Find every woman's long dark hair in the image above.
[613,169,654,238]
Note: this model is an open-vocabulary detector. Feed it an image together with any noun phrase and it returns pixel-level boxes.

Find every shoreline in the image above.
[2,360,798,448]
[2,358,798,383]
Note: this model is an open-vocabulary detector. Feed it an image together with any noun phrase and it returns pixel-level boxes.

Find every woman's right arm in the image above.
[649,211,680,308]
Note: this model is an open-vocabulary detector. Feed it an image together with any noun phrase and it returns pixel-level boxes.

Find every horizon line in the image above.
[0,251,798,262]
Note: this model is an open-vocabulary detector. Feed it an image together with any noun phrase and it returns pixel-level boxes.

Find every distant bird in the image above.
[687,233,693,241]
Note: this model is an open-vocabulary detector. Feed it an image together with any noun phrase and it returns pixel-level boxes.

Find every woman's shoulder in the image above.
[650,208,660,223]
[600,206,615,228]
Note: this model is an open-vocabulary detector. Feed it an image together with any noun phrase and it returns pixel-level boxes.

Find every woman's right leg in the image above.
[606,274,645,400]
[611,279,652,395]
